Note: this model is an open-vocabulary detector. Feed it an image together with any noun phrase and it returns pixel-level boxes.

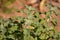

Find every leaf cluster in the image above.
[0,5,60,40]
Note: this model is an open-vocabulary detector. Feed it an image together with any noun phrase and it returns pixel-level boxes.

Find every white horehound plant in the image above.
[0,5,60,40]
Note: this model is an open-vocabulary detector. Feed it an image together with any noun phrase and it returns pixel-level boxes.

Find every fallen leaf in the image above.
[39,0,46,13]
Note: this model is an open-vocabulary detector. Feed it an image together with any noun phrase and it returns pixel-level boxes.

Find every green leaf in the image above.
[39,33,46,39]
[9,26,18,32]
[51,18,57,26]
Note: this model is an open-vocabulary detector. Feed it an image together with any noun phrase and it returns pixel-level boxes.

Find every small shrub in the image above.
[0,5,60,40]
